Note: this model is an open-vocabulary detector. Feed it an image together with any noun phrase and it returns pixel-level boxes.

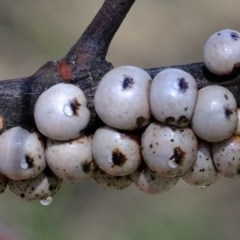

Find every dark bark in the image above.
[0,0,135,133]
[0,0,239,134]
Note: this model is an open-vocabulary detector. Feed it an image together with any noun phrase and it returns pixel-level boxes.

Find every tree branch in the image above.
[0,0,240,134]
[66,0,135,65]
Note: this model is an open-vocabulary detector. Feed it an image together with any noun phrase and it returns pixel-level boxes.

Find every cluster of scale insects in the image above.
[0,29,240,206]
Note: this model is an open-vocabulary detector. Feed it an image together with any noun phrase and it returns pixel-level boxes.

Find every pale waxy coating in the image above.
[93,168,132,190]
[92,126,142,176]
[0,173,7,194]
[34,83,90,141]
[94,66,151,130]
[150,68,198,127]
[46,136,95,182]
[203,29,240,75]
[8,169,62,201]
[212,135,240,178]
[132,167,179,194]
[182,141,220,187]
[0,127,46,180]
[141,122,198,177]
[191,85,237,142]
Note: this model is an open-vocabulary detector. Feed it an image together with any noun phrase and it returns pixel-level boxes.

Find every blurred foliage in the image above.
[0,1,240,240]
[0,0,239,78]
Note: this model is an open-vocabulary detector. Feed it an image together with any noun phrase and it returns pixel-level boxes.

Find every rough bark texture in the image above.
[0,0,239,136]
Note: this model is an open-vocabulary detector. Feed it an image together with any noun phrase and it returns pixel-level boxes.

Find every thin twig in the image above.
[66,0,135,63]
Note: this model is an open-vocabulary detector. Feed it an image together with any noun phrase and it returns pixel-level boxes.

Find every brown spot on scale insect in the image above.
[169,147,186,166]
[82,162,91,173]
[165,117,175,124]
[70,98,81,116]
[122,75,134,89]
[112,148,127,166]
[136,116,146,128]
[178,77,189,92]
[231,31,240,41]
[225,107,233,119]
[177,115,189,125]
[25,155,34,168]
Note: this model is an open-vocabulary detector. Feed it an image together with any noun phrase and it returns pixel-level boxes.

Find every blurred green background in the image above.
[0,0,240,240]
